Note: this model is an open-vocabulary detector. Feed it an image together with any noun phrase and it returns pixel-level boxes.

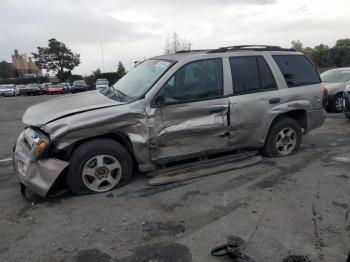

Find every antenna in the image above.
[100,40,105,73]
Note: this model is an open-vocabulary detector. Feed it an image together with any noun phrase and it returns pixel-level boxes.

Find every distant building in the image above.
[11,50,42,78]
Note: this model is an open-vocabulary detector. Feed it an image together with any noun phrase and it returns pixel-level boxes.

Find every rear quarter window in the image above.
[273,55,321,88]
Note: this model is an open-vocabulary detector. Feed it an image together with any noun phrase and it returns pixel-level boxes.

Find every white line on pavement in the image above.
[0,158,12,164]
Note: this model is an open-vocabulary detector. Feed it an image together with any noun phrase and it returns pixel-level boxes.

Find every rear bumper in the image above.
[305,109,326,134]
[48,90,65,94]
[13,131,69,197]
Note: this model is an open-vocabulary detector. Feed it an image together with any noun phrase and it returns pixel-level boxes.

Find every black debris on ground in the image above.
[281,255,312,262]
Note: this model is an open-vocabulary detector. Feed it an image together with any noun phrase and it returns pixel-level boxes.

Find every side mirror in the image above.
[155,95,165,107]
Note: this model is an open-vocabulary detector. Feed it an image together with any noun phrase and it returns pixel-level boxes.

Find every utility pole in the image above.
[100,40,105,73]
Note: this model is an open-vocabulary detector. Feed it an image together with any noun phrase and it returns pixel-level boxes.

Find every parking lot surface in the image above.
[0,95,349,262]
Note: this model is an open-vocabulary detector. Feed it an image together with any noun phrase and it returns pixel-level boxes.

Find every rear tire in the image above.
[330,94,344,113]
[66,139,133,195]
[263,117,302,157]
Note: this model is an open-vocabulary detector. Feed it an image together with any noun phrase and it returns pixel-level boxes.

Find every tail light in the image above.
[322,86,328,108]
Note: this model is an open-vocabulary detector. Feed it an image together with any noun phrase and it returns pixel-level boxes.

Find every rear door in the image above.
[228,55,281,146]
[150,58,230,162]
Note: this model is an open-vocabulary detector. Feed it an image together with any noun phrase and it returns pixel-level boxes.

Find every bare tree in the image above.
[164,32,192,54]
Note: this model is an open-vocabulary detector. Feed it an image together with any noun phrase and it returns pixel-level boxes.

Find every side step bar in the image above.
[148,151,262,186]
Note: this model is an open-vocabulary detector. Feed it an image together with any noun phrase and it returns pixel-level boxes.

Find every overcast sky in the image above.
[1,0,350,75]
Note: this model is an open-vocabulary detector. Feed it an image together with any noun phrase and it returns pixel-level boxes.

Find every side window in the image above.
[273,55,321,87]
[230,56,277,94]
[257,57,278,90]
[162,59,223,104]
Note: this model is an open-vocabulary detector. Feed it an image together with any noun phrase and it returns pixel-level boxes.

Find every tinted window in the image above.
[273,55,321,87]
[230,56,277,94]
[162,59,223,104]
[257,57,277,90]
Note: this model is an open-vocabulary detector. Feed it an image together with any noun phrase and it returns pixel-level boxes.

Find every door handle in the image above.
[209,107,226,114]
[269,98,280,104]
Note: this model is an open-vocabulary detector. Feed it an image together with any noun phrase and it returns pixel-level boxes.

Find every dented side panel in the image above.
[43,100,153,167]
[149,98,230,161]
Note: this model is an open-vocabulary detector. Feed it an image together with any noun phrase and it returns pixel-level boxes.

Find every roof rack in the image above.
[175,49,210,54]
[207,45,295,53]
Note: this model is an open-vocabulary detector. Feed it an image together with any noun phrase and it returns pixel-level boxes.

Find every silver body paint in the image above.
[13,50,326,196]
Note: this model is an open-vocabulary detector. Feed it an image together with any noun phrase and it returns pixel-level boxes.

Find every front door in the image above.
[150,58,229,162]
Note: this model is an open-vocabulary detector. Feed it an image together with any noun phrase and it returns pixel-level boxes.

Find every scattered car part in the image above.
[211,235,255,262]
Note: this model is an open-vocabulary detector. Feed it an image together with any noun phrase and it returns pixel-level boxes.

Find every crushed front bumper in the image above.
[13,131,69,197]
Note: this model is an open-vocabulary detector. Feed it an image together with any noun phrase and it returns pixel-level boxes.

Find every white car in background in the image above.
[0,84,19,97]
[95,79,110,94]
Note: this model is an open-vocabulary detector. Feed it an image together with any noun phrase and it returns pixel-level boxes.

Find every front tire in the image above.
[66,139,133,195]
[263,118,302,157]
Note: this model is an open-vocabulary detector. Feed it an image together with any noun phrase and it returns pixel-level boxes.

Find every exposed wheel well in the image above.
[53,132,138,171]
[271,110,307,132]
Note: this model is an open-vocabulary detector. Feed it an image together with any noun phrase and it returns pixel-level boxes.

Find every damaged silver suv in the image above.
[13,45,326,197]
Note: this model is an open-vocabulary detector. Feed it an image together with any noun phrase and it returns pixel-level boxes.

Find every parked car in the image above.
[321,68,350,112]
[71,80,88,93]
[60,82,71,93]
[95,79,110,95]
[0,84,18,96]
[47,84,66,95]
[22,83,41,95]
[343,83,350,119]
[13,45,326,197]
[16,85,25,95]
[41,83,52,94]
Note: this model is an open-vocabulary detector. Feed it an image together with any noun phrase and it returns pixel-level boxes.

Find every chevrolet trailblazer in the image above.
[13,45,326,197]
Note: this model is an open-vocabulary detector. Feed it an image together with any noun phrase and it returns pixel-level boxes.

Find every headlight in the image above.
[345,84,350,92]
[22,128,50,159]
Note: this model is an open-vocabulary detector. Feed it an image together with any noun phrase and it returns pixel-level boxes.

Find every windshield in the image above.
[96,80,108,85]
[73,80,85,85]
[321,69,350,83]
[113,59,174,98]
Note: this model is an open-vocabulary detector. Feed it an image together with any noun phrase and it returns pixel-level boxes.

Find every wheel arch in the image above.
[269,109,307,135]
[53,132,138,171]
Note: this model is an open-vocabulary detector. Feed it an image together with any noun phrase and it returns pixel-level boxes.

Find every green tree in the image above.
[93,68,101,77]
[291,40,304,51]
[116,61,126,79]
[0,61,16,79]
[32,38,80,81]
[335,39,350,47]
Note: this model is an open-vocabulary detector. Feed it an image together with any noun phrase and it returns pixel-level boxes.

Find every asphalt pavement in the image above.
[0,95,349,262]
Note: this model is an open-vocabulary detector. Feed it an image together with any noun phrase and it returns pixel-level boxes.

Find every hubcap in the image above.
[82,155,122,192]
[335,96,343,112]
[275,127,297,155]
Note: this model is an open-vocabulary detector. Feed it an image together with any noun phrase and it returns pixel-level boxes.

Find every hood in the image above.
[323,82,347,92]
[0,88,14,92]
[23,90,123,127]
